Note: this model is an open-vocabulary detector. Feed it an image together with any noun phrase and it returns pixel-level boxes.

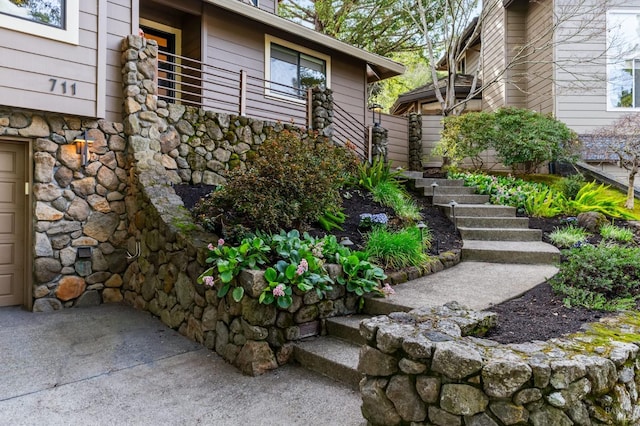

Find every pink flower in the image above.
[207,243,215,251]
[218,238,225,247]
[381,283,395,296]
[296,259,309,276]
[273,284,286,297]
[203,276,215,287]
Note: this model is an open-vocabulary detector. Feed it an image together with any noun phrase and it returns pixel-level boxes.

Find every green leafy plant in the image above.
[336,251,387,297]
[548,225,589,249]
[438,108,580,174]
[550,244,640,311]
[523,188,564,218]
[193,130,358,234]
[370,180,422,221]
[565,182,639,220]
[318,208,346,232]
[600,223,635,243]
[552,174,585,199]
[436,111,495,169]
[197,237,270,302]
[356,158,421,222]
[491,108,580,174]
[357,156,403,191]
[364,226,431,269]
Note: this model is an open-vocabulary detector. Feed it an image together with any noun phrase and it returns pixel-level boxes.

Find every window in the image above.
[265,35,330,101]
[0,0,78,44]
[607,11,640,109]
[457,54,466,75]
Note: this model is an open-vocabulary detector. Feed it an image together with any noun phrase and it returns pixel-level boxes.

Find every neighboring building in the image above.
[393,0,640,173]
[0,0,403,309]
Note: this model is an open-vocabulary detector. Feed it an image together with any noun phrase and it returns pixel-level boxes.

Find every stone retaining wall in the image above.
[0,108,129,311]
[359,302,640,426]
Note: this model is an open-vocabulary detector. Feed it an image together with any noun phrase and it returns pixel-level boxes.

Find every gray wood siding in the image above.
[106,0,134,122]
[203,5,369,138]
[505,2,527,108]
[258,0,277,14]
[0,2,99,117]
[481,0,506,111]
[372,113,408,168]
[553,0,637,134]
[0,0,133,121]
[525,0,553,114]
[421,115,444,167]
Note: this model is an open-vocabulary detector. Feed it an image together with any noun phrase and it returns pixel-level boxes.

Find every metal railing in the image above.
[156,50,371,159]
[332,100,369,160]
[156,51,309,127]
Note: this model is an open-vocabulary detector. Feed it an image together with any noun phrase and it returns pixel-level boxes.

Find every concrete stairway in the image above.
[404,173,559,264]
[292,172,561,389]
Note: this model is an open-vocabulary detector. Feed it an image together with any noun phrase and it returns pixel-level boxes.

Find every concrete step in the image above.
[439,204,517,218]
[427,186,477,196]
[325,315,368,346]
[293,336,362,390]
[413,178,464,189]
[455,216,531,229]
[401,171,424,179]
[458,227,542,242]
[462,241,560,264]
[433,194,490,205]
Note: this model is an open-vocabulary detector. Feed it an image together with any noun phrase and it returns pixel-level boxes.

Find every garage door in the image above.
[0,142,26,307]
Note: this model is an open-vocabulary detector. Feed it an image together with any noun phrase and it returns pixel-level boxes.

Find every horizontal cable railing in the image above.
[332,100,369,160]
[157,51,308,127]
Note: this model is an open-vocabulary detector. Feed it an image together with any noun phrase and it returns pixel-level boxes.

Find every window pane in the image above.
[635,59,640,108]
[300,53,326,91]
[607,12,640,109]
[0,0,64,28]
[271,44,298,96]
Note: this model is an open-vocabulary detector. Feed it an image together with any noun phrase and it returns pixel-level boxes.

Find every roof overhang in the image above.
[203,0,405,82]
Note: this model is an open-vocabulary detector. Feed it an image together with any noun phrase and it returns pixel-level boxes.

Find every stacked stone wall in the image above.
[408,113,422,171]
[359,302,640,426]
[0,109,130,311]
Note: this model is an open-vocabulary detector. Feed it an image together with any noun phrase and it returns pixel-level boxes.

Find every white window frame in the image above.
[264,35,331,104]
[0,0,79,45]
[606,9,640,111]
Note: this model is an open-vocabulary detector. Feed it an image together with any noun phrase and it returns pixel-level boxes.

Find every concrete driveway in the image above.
[0,304,364,425]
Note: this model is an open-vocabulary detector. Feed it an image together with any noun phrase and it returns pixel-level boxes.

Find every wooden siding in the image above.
[553,0,637,134]
[481,0,506,111]
[106,0,134,122]
[0,2,98,117]
[505,2,527,108]
[203,6,368,138]
[372,113,408,168]
[525,0,553,114]
[0,0,132,121]
[258,0,277,14]
[421,115,444,167]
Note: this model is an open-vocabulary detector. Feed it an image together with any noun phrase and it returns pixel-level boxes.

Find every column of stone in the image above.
[371,125,389,163]
[408,113,423,171]
[311,87,334,139]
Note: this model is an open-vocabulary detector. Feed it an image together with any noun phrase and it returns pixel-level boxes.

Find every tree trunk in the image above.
[626,171,636,210]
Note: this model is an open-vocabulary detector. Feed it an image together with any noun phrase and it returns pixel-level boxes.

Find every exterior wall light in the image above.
[368,103,383,127]
[73,131,94,166]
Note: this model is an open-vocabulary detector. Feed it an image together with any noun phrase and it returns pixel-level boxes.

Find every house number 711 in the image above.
[49,79,77,96]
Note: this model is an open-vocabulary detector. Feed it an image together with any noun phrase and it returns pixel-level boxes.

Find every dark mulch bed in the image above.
[173,183,637,345]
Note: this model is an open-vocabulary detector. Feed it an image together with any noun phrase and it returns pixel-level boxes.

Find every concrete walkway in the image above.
[0,261,558,425]
[0,304,364,425]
